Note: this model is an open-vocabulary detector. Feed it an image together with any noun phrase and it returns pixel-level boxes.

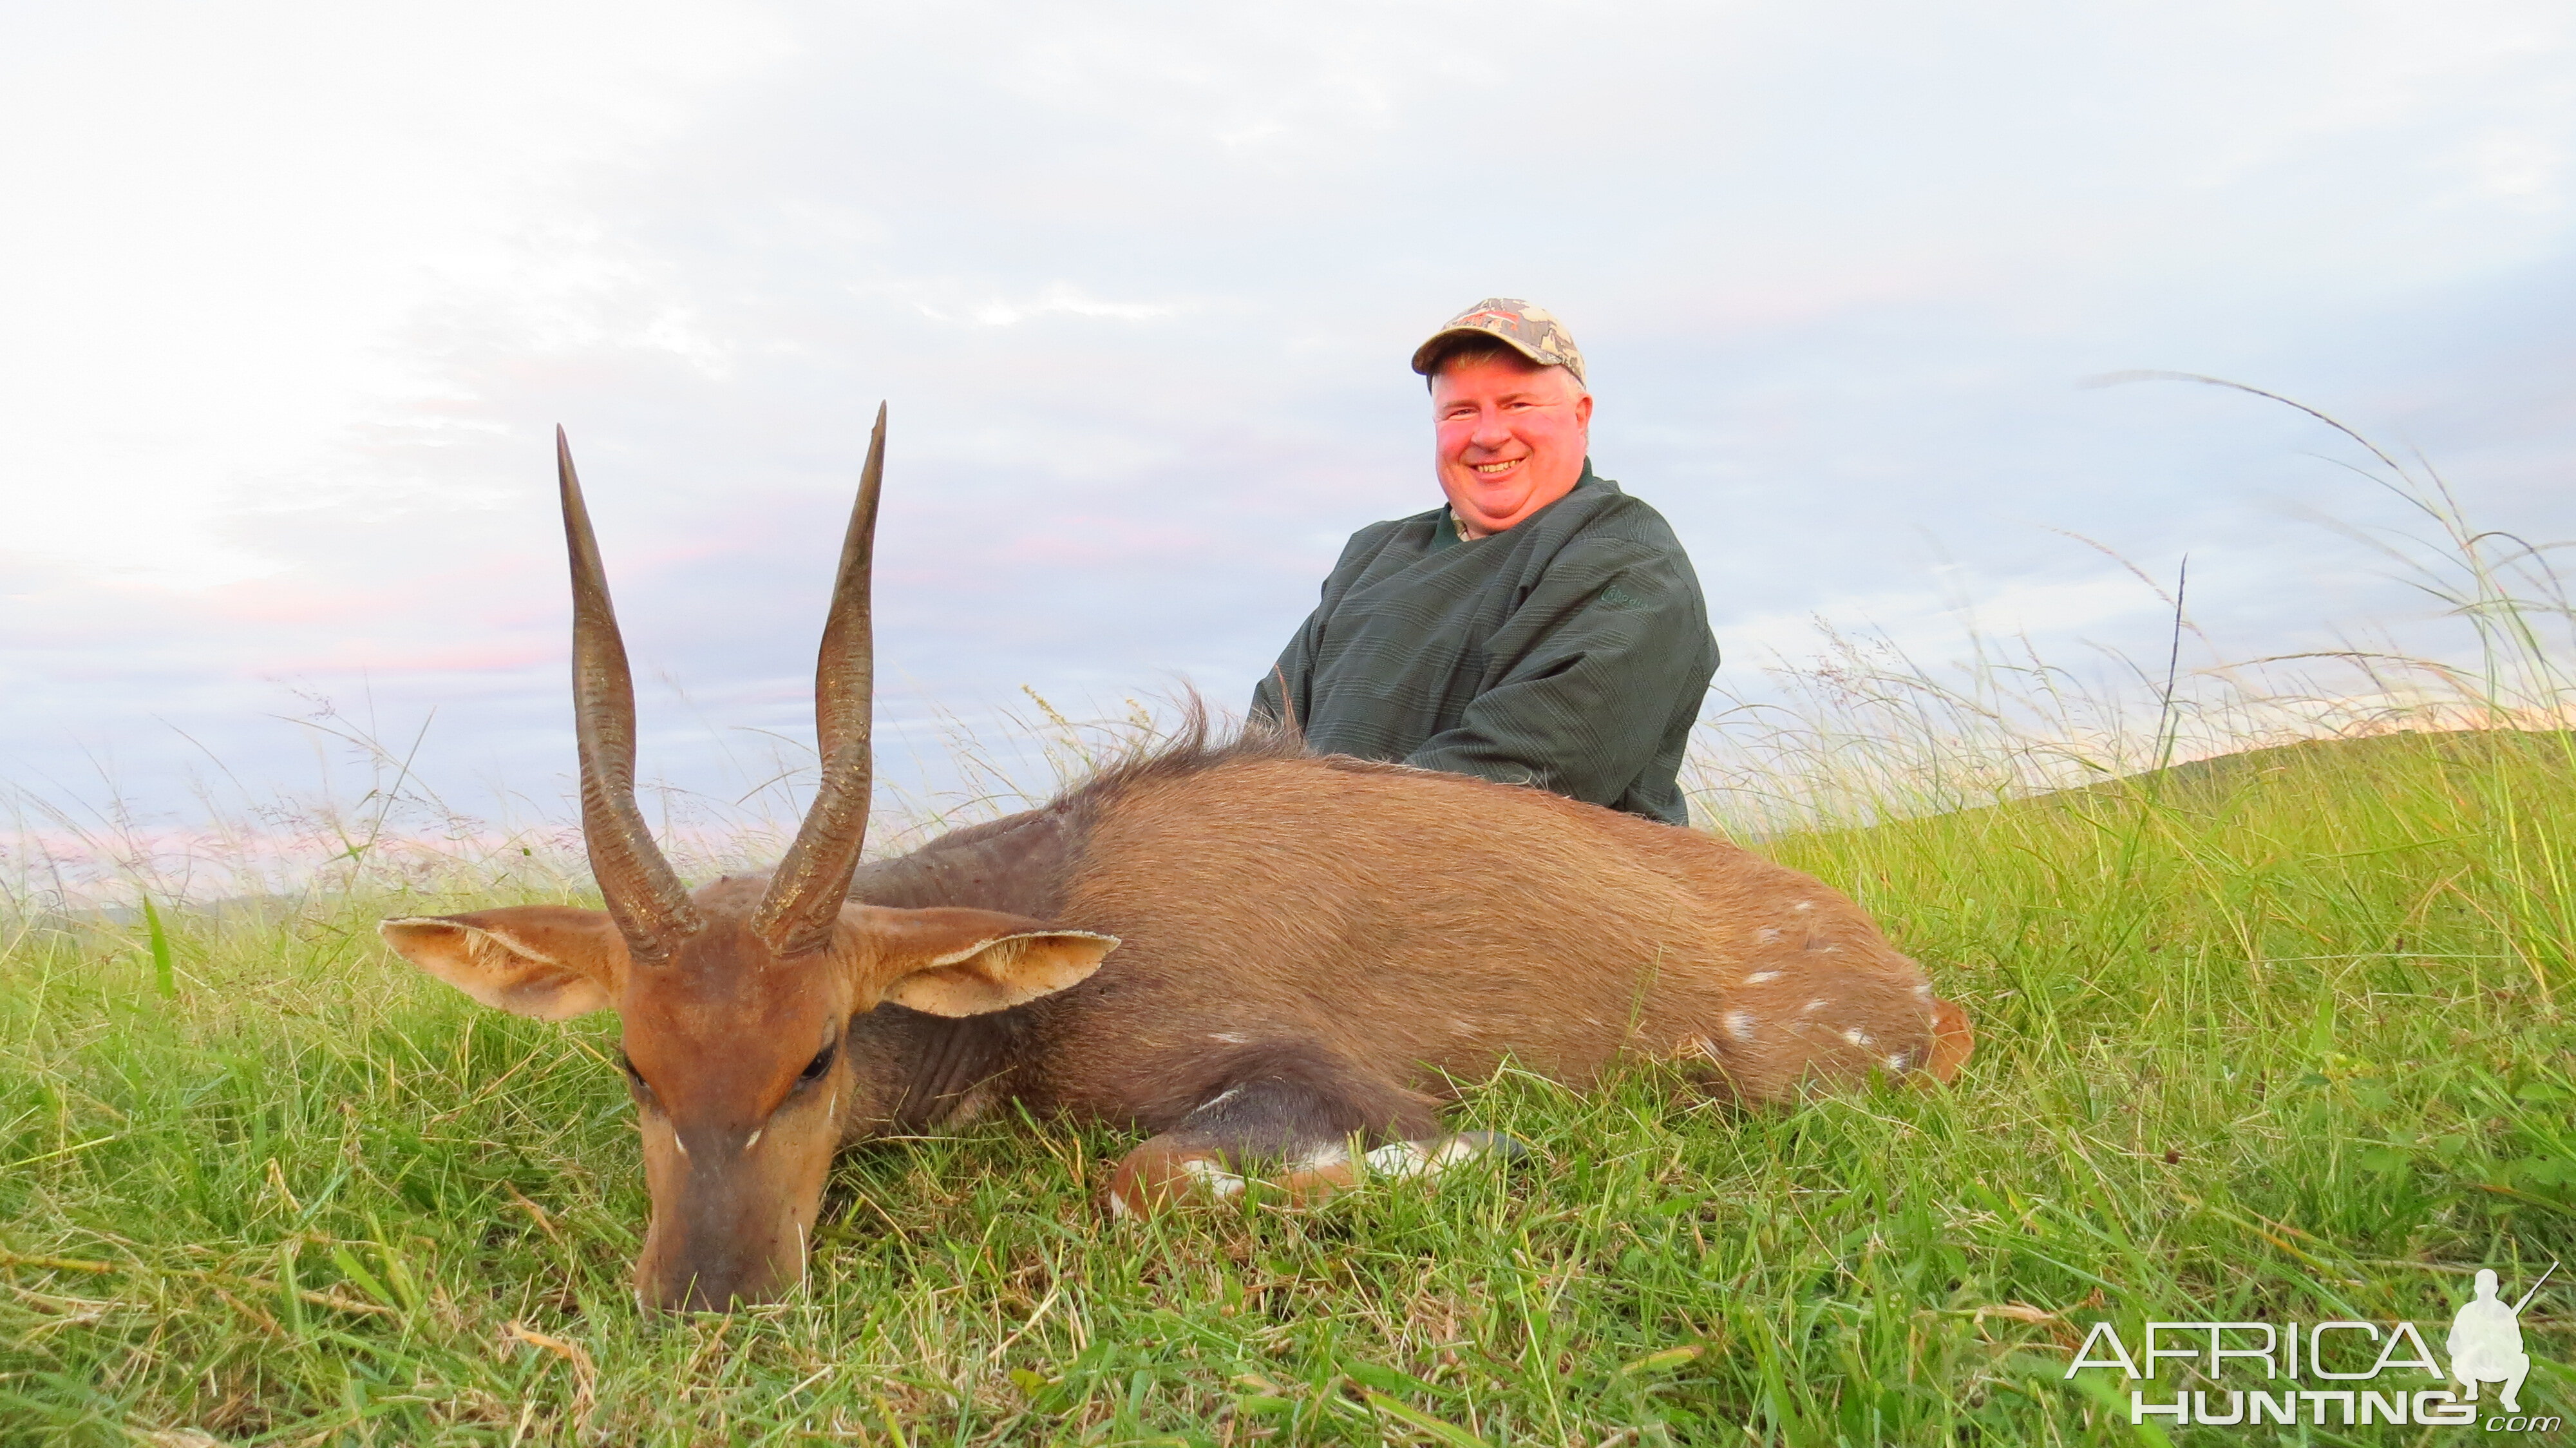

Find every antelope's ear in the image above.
[853,906,1117,1018]
[379,906,627,1021]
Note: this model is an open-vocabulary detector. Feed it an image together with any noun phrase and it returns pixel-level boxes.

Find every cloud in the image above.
[5,0,2573,834]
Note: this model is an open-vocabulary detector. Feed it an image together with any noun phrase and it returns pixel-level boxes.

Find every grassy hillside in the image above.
[3,728,2570,1445]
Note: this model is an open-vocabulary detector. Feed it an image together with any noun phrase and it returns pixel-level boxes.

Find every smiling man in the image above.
[1251,300,1720,825]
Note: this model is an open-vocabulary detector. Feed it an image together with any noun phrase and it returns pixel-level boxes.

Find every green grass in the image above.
[3,727,2570,1446]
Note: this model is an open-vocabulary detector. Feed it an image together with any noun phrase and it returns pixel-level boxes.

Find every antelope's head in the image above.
[379,414,1114,1311]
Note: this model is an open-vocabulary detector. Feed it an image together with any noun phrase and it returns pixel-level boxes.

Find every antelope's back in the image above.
[1048,753,1944,1096]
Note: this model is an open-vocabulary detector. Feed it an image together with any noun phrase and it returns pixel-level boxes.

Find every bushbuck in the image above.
[379,410,1973,1311]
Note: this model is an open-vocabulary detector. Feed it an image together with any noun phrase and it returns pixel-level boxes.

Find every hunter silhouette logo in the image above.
[2063,1261,2559,1430]
[2452,1264,2551,1415]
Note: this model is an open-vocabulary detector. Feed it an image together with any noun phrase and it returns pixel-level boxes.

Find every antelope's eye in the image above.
[796,1043,836,1087]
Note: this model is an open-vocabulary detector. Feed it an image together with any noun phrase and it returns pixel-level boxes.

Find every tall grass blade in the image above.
[140,890,175,1000]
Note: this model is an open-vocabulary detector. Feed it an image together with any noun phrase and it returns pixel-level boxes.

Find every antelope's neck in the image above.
[856,1005,1030,1132]
[841,801,1095,1134]
[846,799,1089,919]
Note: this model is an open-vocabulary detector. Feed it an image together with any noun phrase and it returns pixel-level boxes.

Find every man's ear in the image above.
[379,906,627,1021]
[851,906,1118,1018]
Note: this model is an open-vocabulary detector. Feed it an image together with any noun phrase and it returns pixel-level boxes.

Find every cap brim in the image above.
[1410,327,1556,376]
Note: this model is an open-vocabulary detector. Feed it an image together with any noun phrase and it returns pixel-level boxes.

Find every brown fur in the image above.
[976,731,1964,1121]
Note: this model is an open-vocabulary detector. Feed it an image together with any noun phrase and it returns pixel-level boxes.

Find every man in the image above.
[1251,300,1719,825]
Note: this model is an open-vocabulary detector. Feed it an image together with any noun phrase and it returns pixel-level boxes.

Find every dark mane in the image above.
[846,696,1312,917]
[1050,694,1312,815]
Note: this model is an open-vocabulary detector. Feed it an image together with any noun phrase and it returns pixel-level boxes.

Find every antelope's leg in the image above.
[1104,1067,1520,1219]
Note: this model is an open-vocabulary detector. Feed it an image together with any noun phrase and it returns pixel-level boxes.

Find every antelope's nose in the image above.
[639,1257,784,1313]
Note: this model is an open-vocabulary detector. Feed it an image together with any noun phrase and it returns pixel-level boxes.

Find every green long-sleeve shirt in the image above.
[1251,463,1719,825]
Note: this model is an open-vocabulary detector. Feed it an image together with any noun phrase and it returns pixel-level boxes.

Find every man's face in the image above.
[1432,352,1593,538]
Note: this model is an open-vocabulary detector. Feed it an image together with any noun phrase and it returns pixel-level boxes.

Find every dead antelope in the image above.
[379,411,1974,1311]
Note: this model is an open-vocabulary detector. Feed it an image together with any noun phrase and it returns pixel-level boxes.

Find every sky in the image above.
[5,1,2572,859]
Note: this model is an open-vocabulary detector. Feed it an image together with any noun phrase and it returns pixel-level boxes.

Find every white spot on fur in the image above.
[1209,1031,1251,1045]
[1803,998,1828,1014]
[1179,1159,1247,1199]
[1885,1051,1913,1072]
[1725,1010,1757,1042]
[1792,900,1815,912]
[1914,982,1935,1002]
[1841,1027,1873,1048]
[670,1133,689,1159]
[1743,971,1781,985]
[1199,1085,1245,1113]
[1363,1136,1484,1180]
[743,1128,762,1152]
[1106,1189,1133,1219]
[1756,926,1783,943]
[1363,1141,1432,1176]
[1294,1141,1350,1171]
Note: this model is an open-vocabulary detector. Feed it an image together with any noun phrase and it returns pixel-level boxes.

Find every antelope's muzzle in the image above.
[634,1123,831,1312]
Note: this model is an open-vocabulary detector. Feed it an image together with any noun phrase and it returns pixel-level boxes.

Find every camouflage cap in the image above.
[1410,298,1587,387]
